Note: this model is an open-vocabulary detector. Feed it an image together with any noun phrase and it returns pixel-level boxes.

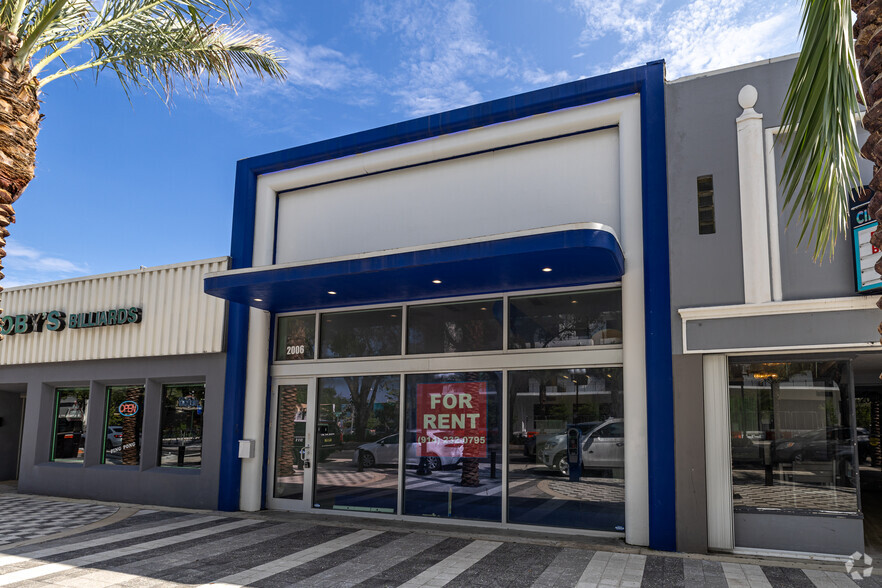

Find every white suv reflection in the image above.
[538,418,624,475]
[352,432,463,471]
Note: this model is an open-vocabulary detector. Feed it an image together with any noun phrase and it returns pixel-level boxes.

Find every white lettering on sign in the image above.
[417,382,488,458]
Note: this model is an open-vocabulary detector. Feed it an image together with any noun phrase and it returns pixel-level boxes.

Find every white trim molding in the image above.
[736,85,772,304]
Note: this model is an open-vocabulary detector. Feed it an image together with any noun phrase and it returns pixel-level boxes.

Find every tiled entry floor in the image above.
[0,495,117,546]
[0,507,879,587]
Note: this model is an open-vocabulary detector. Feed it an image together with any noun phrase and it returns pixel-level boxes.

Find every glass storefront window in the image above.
[508,289,622,349]
[313,375,400,513]
[52,387,89,462]
[274,384,308,499]
[407,299,503,354]
[404,371,502,522]
[319,308,401,358]
[507,368,625,530]
[729,359,857,513]
[104,385,145,465]
[159,384,205,468]
[275,314,316,361]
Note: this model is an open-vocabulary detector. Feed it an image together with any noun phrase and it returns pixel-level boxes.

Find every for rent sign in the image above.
[416,382,487,458]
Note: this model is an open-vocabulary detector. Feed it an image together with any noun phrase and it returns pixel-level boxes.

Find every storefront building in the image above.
[0,258,229,509]
[667,55,882,556]
[205,63,677,549]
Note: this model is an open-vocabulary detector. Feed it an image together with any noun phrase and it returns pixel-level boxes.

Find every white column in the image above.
[619,98,650,547]
[703,354,734,550]
[736,85,772,304]
[239,182,277,512]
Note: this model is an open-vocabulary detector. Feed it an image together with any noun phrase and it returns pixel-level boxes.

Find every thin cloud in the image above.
[357,0,512,116]
[3,244,90,287]
[573,0,801,79]
[523,68,575,86]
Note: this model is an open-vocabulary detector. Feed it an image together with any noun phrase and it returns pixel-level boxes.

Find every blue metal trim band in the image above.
[640,60,676,551]
[206,228,624,313]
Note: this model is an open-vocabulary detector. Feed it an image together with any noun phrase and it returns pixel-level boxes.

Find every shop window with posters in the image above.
[103,385,145,465]
[52,387,89,462]
[728,360,858,513]
[507,368,624,531]
[404,372,501,522]
[159,384,205,468]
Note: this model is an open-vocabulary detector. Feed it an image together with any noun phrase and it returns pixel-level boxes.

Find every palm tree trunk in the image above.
[0,28,41,328]
[852,2,882,344]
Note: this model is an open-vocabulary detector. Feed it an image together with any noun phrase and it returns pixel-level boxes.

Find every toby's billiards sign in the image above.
[0,307,143,336]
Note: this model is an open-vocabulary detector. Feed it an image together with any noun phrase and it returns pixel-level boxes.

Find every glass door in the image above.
[267,379,317,510]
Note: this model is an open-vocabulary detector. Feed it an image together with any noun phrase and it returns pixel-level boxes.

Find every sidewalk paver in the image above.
[0,495,878,587]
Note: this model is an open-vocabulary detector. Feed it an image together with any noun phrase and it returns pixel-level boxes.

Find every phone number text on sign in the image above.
[416,382,487,458]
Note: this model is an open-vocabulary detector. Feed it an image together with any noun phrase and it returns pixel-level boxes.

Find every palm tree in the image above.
[781,0,882,340]
[0,0,285,326]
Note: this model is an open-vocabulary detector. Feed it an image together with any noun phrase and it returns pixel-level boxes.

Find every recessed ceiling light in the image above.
[432,279,442,284]
[480,307,487,311]
[571,300,578,304]
[253,298,263,302]
[542,267,552,272]
[327,291,337,295]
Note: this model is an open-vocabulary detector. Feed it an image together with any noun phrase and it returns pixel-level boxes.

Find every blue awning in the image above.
[204,225,624,312]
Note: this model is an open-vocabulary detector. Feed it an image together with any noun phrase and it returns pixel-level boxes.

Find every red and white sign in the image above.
[416,382,487,458]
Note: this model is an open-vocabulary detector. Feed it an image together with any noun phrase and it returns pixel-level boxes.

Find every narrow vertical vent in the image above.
[697,175,716,235]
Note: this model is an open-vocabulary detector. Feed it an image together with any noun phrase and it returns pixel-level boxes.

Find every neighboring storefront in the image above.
[0,258,229,509]
[204,63,676,549]
[667,56,882,556]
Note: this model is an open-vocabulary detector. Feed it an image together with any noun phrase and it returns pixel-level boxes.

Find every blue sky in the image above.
[6,0,802,287]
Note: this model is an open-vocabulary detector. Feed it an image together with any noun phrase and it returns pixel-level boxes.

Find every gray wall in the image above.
[665,56,864,355]
[734,511,864,555]
[672,354,708,553]
[0,390,23,481]
[0,353,225,509]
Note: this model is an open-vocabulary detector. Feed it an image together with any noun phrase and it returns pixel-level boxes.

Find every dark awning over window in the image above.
[204,225,624,313]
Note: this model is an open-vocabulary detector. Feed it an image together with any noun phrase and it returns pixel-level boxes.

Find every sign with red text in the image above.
[416,382,487,458]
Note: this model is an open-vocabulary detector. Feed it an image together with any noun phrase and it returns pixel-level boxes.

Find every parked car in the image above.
[539,418,623,475]
[352,431,463,470]
[106,426,123,449]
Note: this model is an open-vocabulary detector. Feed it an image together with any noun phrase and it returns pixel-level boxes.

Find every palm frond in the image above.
[779,0,862,261]
[27,0,250,76]
[40,18,285,95]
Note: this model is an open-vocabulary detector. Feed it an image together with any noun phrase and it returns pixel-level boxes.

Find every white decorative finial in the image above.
[738,85,758,110]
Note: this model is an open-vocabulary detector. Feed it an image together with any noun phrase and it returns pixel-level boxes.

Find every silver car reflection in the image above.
[352,432,463,470]
[538,418,624,475]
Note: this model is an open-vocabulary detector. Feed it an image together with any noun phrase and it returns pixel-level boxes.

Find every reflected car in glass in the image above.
[770,426,862,482]
[352,432,462,470]
[539,419,623,475]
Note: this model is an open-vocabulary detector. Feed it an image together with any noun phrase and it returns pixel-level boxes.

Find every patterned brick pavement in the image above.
[0,495,117,546]
[0,502,879,587]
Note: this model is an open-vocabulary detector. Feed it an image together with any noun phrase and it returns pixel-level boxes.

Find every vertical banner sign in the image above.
[852,196,882,293]
[417,382,487,458]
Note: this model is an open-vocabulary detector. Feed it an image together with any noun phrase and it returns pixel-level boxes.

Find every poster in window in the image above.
[416,382,487,458]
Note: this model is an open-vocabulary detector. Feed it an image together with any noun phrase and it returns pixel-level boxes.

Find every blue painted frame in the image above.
[215,61,676,551]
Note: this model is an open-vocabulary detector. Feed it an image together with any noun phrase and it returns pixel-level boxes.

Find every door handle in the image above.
[616,442,624,447]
